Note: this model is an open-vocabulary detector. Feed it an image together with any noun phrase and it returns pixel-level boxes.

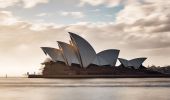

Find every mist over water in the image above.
[0,78,170,100]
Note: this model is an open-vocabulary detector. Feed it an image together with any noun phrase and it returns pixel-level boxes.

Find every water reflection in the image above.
[0,78,170,100]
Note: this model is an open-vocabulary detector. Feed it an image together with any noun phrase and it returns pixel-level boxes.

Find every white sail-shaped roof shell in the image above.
[118,58,147,69]
[92,49,120,66]
[118,58,129,67]
[69,32,96,68]
[92,56,108,66]
[57,41,80,66]
[97,49,119,66]
[129,58,147,69]
[41,47,65,62]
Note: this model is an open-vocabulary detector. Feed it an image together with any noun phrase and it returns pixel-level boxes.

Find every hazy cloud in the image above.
[0,11,18,25]
[115,0,170,33]
[60,11,85,18]
[36,13,48,17]
[0,0,20,8]
[0,9,170,56]
[22,0,49,8]
[0,0,49,8]
[79,0,122,7]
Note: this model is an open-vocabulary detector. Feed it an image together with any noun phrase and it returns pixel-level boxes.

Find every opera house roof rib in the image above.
[57,41,80,66]
[41,47,65,62]
[41,32,147,69]
[118,58,147,69]
[69,32,97,68]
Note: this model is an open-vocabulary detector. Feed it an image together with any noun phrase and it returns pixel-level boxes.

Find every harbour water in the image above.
[0,78,170,100]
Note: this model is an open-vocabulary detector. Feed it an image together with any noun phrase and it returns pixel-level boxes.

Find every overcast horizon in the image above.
[0,0,170,76]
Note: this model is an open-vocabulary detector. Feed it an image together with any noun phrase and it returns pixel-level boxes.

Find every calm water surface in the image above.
[0,78,170,100]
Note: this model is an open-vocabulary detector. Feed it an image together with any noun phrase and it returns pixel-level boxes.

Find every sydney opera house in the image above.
[35,32,161,78]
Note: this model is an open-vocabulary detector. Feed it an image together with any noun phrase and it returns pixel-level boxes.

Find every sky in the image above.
[0,0,170,76]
